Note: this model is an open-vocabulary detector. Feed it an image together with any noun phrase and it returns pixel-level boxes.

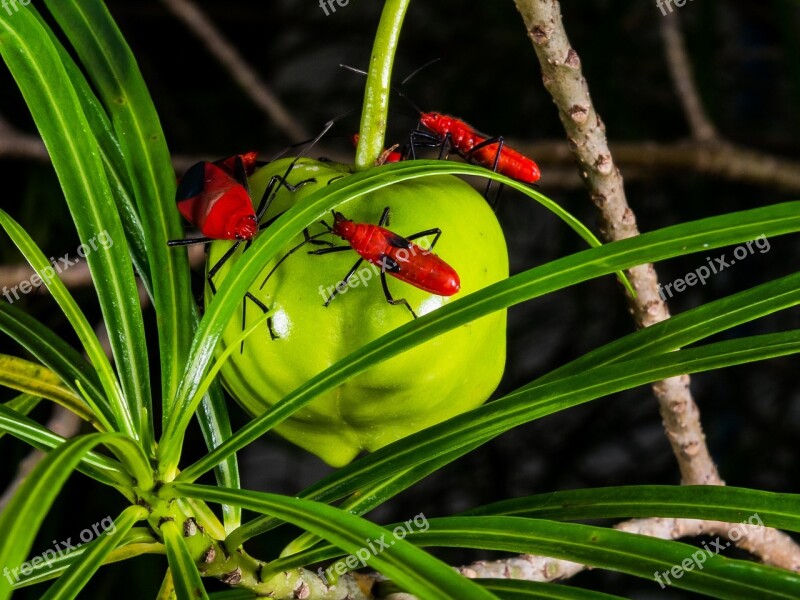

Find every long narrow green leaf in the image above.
[0,301,107,418]
[43,0,194,420]
[528,273,800,390]
[461,486,800,531]
[270,516,800,599]
[168,483,499,600]
[178,194,800,484]
[476,580,623,600]
[406,517,800,599]
[195,382,241,534]
[0,10,150,445]
[0,354,104,428]
[0,211,125,433]
[236,330,800,549]
[277,270,800,555]
[3,394,41,416]
[270,485,800,579]
[161,520,209,600]
[159,160,617,477]
[40,505,147,600]
[306,332,800,507]
[12,528,162,589]
[0,433,138,600]
[29,6,152,297]
[0,404,131,490]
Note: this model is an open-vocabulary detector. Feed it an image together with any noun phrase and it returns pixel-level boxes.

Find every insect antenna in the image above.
[339,63,422,116]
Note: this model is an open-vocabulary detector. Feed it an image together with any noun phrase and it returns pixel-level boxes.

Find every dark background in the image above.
[1,1,799,597]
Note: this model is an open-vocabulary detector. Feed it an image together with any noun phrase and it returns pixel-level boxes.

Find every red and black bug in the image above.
[167,120,336,338]
[172,151,260,243]
[409,112,541,184]
[341,63,541,201]
[259,207,459,319]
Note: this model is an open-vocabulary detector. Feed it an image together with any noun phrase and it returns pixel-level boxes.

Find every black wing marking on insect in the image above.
[385,232,412,249]
[176,161,206,202]
[379,254,401,273]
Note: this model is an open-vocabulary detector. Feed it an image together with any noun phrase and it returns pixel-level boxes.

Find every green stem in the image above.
[354,0,411,170]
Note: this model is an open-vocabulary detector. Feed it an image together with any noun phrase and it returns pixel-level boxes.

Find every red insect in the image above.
[167,146,322,342]
[173,151,260,242]
[259,207,459,318]
[327,209,459,294]
[351,134,403,165]
[414,112,541,184]
[167,119,338,344]
[168,120,336,280]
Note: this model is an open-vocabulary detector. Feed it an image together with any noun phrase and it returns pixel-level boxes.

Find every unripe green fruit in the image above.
[208,158,508,466]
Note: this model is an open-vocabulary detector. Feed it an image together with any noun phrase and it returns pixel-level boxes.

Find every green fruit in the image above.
[207,158,508,466]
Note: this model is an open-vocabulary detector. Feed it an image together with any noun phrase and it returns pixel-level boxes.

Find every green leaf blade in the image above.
[0,8,151,447]
[161,520,209,600]
[40,505,147,600]
[171,483,499,600]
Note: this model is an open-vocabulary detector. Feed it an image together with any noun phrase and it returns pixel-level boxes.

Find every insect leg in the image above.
[437,132,454,161]
[253,119,337,221]
[377,206,391,227]
[405,228,442,251]
[307,246,351,256]
[206,240,242,295]
[167,235,214,247]
[239,292,277,352]
[406,129,442,160]
[323,257,364,307]
[257,230,334,290]
[379,270,417,318]
[465,135,506,208]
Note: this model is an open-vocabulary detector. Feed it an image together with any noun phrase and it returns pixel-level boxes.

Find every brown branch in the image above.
[512,0,800,572]
[4,114,799,191]
[515,0,718,485]
[660,13,718,142]
[158,0,308,142]
[517,138,800,191]
[0,244,205,293]
[456,516,800,583]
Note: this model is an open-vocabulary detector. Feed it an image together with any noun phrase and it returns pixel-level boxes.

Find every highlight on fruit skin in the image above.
[207,158,509,466]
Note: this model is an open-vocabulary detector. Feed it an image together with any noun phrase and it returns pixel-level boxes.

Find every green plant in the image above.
[0,1,799,599]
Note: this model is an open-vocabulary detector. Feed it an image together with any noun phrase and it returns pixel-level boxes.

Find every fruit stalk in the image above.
[354,0,411,170]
